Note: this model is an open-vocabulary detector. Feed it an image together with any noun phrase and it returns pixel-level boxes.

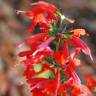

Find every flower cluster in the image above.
[17,1,94,96]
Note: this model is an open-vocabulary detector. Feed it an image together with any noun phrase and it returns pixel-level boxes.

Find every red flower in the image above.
[54,41,80,68]
[27,70,60,95]
[69,48,81,68]
[28,70,71,96]
[19,46,53,66]
[69,36,93,60]
[54,41,69,66]
[18,35,54,58]
[16,1,59,33]
[65,66,81,86]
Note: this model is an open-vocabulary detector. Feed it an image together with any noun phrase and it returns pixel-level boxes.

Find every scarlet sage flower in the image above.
[19,34,54,57]
[19,46,53,65]
[65,66,81,86]
[54,41,81,90]
[54,41,69,66]
[69,48,81,68]
[27,71,60,96]
[25,33,48,45]
[16,1,59,32]
[54,42,80,68]
[69,36,93,60]
[19,46,54,68]
[28,70,68,96]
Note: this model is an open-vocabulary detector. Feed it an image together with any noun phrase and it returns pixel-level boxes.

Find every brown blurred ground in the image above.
[0,0,96,96]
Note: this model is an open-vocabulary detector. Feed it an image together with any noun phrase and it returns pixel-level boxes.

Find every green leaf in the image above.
[51,21,57,31]
[55,12,66,21]
[63,31,73,39]
[49,56,54,64]
[34,64,42,72]
[35,70,53,79]
[55,12,65,30]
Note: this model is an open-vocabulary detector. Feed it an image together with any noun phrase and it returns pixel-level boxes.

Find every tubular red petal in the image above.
[37,37,54,51]
[70,48,80,59]
[69,36,93,61]
[54,51,62,63]
[65,67,81,86]
[25,33,47,45]
[64,78,73,90]
[62,41,69,59]
[29,1,58,13]
[27,16,38,32]
[54,70,60,96]
[18,50,33,57]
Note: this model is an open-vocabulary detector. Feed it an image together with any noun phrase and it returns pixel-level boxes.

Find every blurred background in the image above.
[0,0,96,96]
